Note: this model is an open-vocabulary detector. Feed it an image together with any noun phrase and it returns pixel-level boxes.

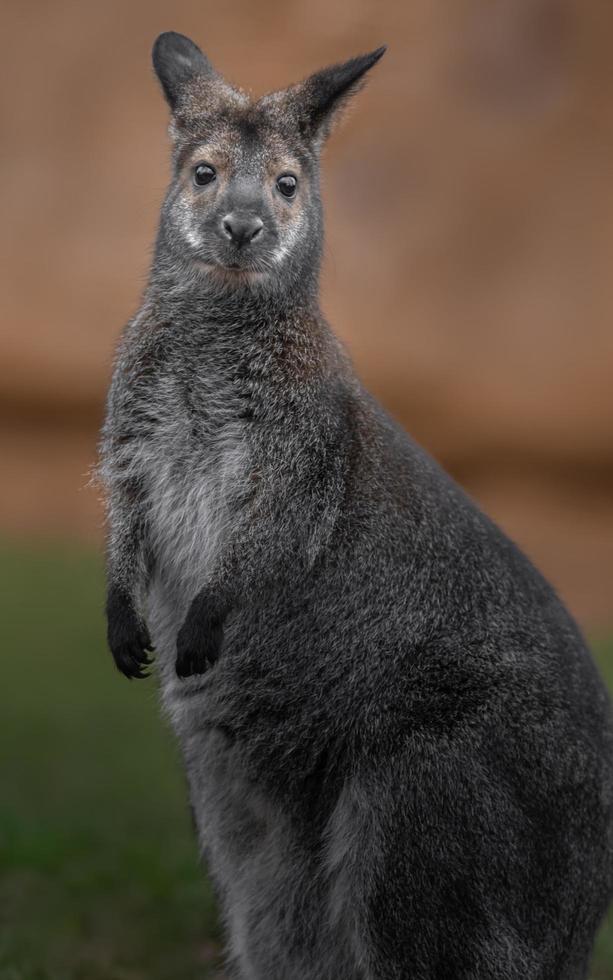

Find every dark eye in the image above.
[194,164,216,187]
[276,174,297,198]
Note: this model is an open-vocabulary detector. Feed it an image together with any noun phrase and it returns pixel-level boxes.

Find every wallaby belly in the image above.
[148,541,613,980]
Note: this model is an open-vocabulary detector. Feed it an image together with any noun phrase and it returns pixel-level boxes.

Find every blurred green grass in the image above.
[0,540,611,979]
[0,541,220,979]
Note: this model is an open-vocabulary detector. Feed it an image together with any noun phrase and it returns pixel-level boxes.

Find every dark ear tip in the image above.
[152,31,175,57]
[152,31,195,63]
[368,45,387,65]
[153,30,179,45]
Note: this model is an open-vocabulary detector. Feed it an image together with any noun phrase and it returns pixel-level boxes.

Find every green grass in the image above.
[0,542,220,979]
[0,540,611,978]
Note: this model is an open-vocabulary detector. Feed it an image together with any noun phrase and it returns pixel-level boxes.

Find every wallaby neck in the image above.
[148,245,322,330]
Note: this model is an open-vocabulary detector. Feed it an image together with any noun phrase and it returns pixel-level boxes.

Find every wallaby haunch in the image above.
[100,31,613,979]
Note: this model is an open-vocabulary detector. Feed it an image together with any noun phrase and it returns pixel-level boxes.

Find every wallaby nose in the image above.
[221,214,264,247]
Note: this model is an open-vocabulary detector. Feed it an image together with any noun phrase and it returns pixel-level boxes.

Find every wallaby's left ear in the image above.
[152,31,216,110]
[283,47,387,143]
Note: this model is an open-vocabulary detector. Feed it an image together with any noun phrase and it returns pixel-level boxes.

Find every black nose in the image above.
[221,213,264,247]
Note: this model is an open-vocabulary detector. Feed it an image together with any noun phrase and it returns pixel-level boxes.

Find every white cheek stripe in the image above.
[173,197,204,250]
[185,226,203,249]
[272,244,289,264]
[273,211,304,265]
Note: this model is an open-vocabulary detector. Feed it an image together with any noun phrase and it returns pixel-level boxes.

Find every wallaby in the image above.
[99,31,613,979]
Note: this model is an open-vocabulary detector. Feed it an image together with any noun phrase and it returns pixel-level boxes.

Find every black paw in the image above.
[176,605,224,678]
[106,586,154,680]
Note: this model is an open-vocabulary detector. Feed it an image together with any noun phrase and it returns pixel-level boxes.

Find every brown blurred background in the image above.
[1,0,612,629]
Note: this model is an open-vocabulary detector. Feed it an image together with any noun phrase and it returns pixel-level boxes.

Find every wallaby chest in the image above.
[120,323,252,592]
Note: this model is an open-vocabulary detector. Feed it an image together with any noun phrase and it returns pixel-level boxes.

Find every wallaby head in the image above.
[151,32,385,296]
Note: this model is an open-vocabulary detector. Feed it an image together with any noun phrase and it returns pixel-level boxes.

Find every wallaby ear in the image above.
[285,47,387,143]
[152,32,216,110]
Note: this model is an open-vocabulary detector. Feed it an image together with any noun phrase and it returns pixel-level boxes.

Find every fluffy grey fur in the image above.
[99,32,613,979]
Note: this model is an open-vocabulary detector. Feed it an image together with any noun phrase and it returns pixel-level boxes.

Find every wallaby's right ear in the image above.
[152,32,216,110]
[267,47,386,145]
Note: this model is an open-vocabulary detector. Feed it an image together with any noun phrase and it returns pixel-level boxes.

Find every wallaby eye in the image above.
[194,164,216,187]
[276,174,297,198]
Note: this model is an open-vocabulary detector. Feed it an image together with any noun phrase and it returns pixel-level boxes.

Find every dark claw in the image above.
[112,641,151,679]
[106,587,154,680]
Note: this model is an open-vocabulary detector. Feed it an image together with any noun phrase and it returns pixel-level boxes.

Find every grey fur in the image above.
[100,32,613,979]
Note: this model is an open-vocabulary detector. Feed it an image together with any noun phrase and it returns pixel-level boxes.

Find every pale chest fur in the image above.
[115,337,251,602]
[147,411,247,598]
